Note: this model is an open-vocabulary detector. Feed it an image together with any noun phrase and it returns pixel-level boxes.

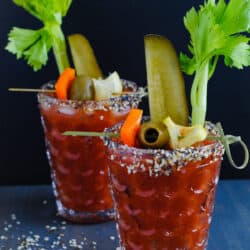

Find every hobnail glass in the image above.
[38,80,141,223]
[105,120,224,249]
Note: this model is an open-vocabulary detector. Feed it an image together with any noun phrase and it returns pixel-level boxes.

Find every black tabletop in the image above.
[0,180,249,250]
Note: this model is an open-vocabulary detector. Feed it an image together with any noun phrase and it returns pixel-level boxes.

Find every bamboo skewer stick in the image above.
[8,88,56,93]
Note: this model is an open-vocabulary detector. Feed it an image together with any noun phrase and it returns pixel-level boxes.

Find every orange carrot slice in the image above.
[120,109,143,147]
[55,67,76,99]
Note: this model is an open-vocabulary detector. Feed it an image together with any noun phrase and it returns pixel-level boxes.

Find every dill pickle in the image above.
[68,34,103,78]
[144,34,188,125]
[69,75,94,101]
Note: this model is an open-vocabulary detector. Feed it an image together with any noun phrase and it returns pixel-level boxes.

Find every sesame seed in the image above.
[11,214,16,220]
[109,236,115,240]
[0,235,8,240]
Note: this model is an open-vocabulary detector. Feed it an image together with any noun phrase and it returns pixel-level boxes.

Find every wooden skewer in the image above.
[8,88,56,93]
[111,91,145,96]
[63,131,120,137]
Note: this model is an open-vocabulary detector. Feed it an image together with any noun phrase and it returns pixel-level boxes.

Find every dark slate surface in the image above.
[0,180,249,250]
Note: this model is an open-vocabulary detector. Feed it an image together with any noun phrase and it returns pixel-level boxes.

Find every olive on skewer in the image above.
[137,121,169,149]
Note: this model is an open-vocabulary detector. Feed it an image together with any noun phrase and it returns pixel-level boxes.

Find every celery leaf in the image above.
[181,0,250,74]
[6,27,52,71]
[180,0,250,126]
[13,0,72,23]
[6,0,72,72]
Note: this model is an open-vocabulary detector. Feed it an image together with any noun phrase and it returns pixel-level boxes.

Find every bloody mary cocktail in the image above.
[38,80,141,223]
[105,121,224,249]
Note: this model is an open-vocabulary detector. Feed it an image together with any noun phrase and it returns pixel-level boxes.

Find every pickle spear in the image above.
[69,75,94,101]
[68,34,103,78]
[144,34,188,125]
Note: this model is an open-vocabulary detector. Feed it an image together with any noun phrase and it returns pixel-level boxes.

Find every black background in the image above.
[0,0,249,185]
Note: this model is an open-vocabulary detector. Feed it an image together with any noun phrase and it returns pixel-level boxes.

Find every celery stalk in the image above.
[51,25,70,73]
[191,63,209,126]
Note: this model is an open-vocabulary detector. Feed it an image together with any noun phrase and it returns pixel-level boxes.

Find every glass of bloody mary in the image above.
[38,80,141,223]
[104,120,224,249]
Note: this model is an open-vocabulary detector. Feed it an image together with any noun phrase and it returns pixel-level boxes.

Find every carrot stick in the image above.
[120,109,143,147]
[55,67,76,99]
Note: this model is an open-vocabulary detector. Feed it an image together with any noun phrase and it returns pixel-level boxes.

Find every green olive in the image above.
[137,121,169,149]
[69,75,94,101]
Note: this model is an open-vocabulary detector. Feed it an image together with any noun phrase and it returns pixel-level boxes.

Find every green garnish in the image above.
[180,0,250,126]
[6,0,72,73]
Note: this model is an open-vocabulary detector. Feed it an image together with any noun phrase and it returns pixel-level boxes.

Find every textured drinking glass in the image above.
[105,121,224,249]
[38,80,141,223]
